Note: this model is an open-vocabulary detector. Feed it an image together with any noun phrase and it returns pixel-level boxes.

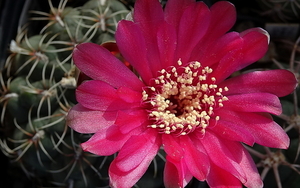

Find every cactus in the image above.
[255,0,300,22]
[0,0,131,187]
[1,0,300,188]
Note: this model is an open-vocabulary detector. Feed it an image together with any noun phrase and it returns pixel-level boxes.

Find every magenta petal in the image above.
[206,161,242,188]
[162,134,184,162]
[210,48,244,82]
[117,86,142,103]
[217,110,289,149]
[133,0,164,26]
[190,2,238,64]
[164,156,193,188]
[199,131,247,183]
[239,146,263,188]
[206,138,263,188]
[116,20,153,83]
[219,69,297,97]
[73,43,144,90]
[211,28,269,81]
[225,92,282,115]
[76,80,140,111]
[210,118,255,146]
[112,129,159,172]
[180,136,209,181]
[114,110,148,134]
[206,1,236,40]
[239,28,270,64]
[133,0,164,74]
[157,21,177,68]
[81,124,142,156]
[109,129,160,188]
[192,31,243,67]
[175,2,210,63]
[164,0,195,30]
[66,104,117,133]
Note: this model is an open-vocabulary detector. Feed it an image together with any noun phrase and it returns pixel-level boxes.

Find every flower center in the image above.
[142,60,228,136]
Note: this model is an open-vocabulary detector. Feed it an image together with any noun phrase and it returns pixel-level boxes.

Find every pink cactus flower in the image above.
[66,0,298,187]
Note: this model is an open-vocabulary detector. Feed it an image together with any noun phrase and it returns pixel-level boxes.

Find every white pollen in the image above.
[178,60,183,65]
[222,96,229,101]
[142,60,228,136]
[150,101,156,106]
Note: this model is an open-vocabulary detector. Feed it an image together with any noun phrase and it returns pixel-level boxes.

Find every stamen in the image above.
[142,60,229,136]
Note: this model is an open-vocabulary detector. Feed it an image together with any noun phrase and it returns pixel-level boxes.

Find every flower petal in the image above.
[225,92,282,115]
[73,43,144,90]
[217,110,289,149]
[117,86,143,103]
[76,80,141,111]
[116,20,153,83]
[207,134,263,188]
[206,161,242,188]
[133,0,165,73]
[175,2,210,63]
[162,134,184,162]
[211,28,270,81]
[210,119,255,146]
[81,124,143,156]
[164,156,193,188]
[114,110,148,134]
[239,146,263,188]
[219,69,297,97]
[190,2,238,64]
[164,0,195,30]
[207,138,263,188]
[206,1,236,40]
[210,48,244,82]
[133,0,164,28]
[239,28,270,63]
[109,129,160,188]
[180,136,209,181]
[66,104,117,133]
[192,31,243,67]
[157,21,177,68]
[199,131,247,184]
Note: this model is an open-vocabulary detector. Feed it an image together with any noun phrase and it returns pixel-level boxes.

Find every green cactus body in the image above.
[0,0,130,187]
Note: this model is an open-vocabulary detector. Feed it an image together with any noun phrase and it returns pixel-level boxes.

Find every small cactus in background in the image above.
[0,0,132,187]
[255,0,300,22]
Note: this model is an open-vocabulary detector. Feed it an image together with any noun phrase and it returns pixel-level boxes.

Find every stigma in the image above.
[142,60,228,136]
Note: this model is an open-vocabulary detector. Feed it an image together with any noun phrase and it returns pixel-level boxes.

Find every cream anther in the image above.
[142,60,228,136]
